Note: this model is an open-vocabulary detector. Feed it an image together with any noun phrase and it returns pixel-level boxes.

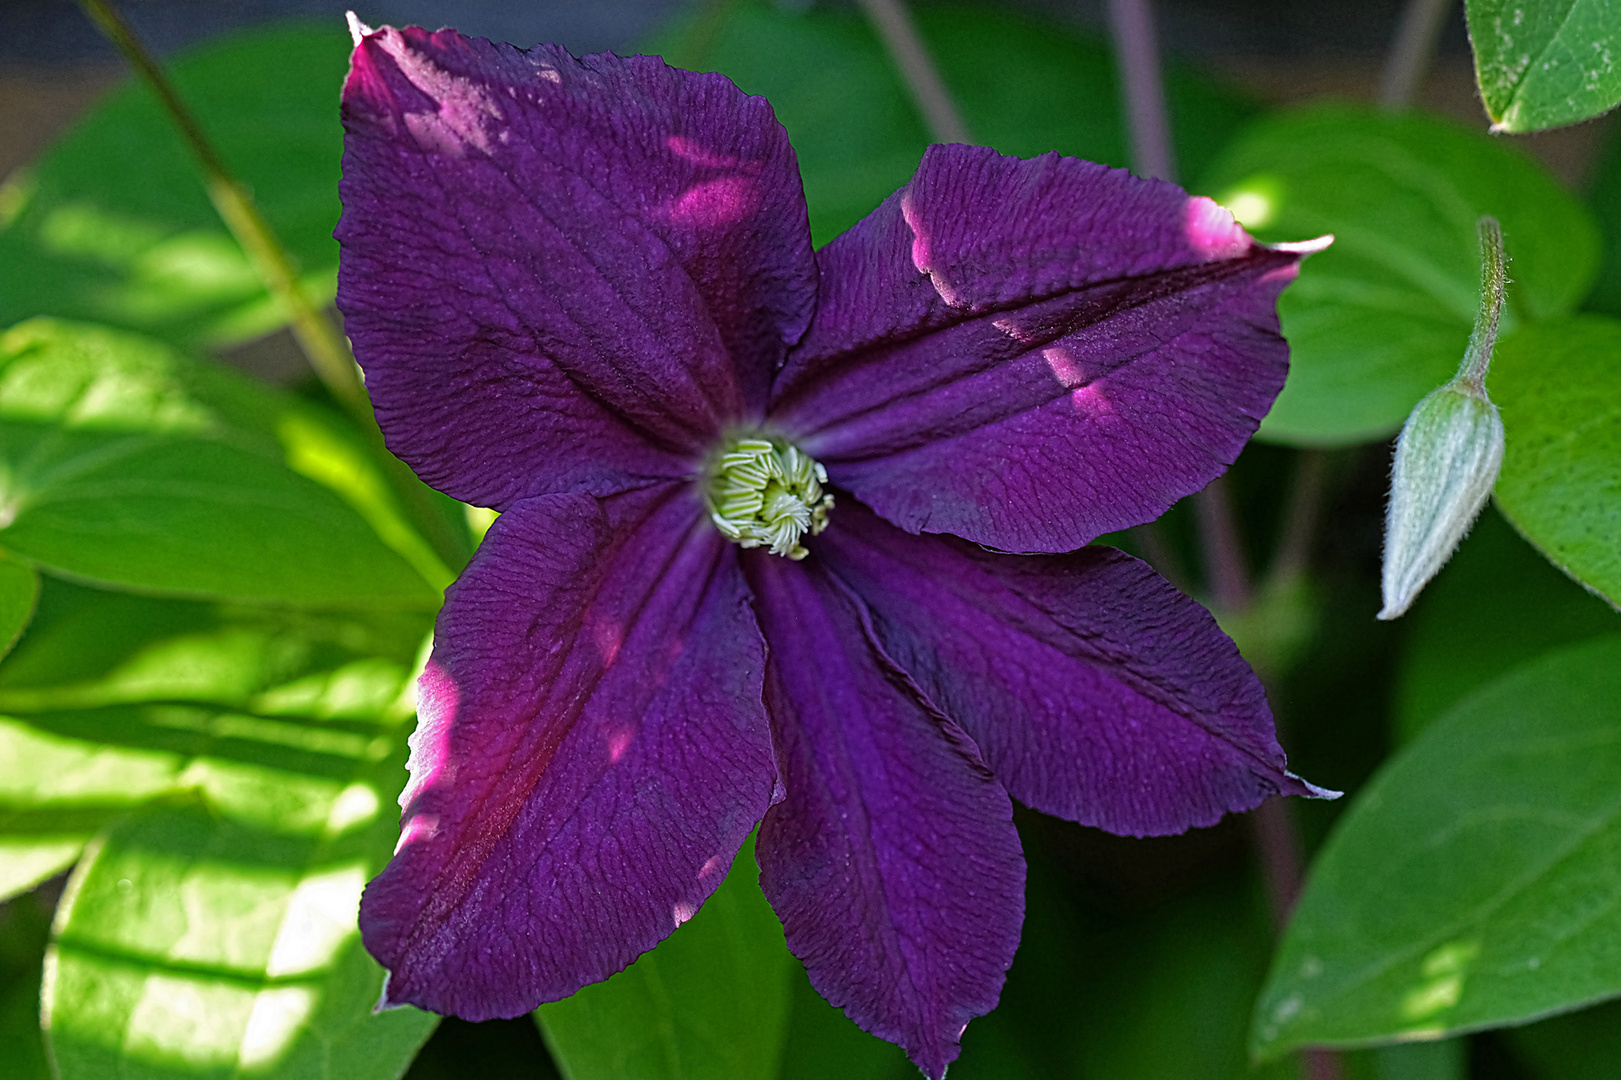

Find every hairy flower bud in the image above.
[1379,382,1505,619]
[1379,216,1508,620]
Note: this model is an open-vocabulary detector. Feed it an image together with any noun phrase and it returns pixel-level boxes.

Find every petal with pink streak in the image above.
[770,144,1309,553]
[745,552,1025,1080]
[337,26,818,505]
[360,486,777,1019]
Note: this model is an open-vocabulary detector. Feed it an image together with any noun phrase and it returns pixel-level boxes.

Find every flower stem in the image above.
[77,0,468,577]
[76,0,370,425]
[1378,0,1454,109]
[857,0,971,144]
[1458,215,1507,391]
[1105,0,1176,182]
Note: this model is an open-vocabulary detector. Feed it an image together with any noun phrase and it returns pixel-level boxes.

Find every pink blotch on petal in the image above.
[665,134,743,168]
[901,192,964,307]
[396,659,459,852]
[605,727,634,764]
[1183,196,1252,260]
[666,177,761,229]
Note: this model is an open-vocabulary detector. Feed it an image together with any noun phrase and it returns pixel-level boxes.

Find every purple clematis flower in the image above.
[337,21,1331,1077]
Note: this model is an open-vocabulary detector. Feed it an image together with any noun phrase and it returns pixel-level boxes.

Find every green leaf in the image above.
[0,578,429,902]
[536,835,796,1080]
[1252,635,1621,1057]
[0,890,54,1080]
[1504,996,1621,1078]
[1198,103,1599,447]
[0,551,38,661]
[0,319,445,606]
[43,793,436,1080]
[653,0,1254,245]
[0,23,348,348]
[1467,0,1621,132]
[1393,507,1620,742]
[1490,315,1621,607]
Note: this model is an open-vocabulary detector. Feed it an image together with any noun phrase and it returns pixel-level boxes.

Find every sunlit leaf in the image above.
[1199,103,1598,447]
[0,552,37,661]
[1490,316,1621,607]
[0,319,444,606]
[1253,635,1621,1057]
[536,835,796,1080]
[0,23,348,348]
[653,0,1254,245]
[0,579,429,902]
[1392,507,1620,742]
[1467,0,1621,132]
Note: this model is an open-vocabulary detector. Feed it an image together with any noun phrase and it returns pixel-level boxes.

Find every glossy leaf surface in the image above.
[1200,104,1597,446]
[0,319,442,607]
[535,836,796,1080]
[0,553,37,661]
[1467,0,1621,132]
[1392,508,1620,742]
[1254,636,1621,1056]
[1490,316,1621,607]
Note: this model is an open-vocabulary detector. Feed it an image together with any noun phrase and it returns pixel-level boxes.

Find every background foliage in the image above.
[2,0,1619,1077]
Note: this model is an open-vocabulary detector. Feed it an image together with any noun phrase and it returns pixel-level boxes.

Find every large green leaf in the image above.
[0,319,444,606]
[0,577,428,902]
[1467,0,1621,132]
[0,24,348,348]
[1392,507,1620,742]
[26,586,439,1078]
[1489,316,1621,607]
[536,836,796,1080]
[1252,635,1621,1057]
[1199,104,1598,447]
[653,0,1254,245]
[0,552,37,661]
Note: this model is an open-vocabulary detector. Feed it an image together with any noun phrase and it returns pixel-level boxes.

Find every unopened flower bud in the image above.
[1378,215,1508,621]
[1379,382,1504,619]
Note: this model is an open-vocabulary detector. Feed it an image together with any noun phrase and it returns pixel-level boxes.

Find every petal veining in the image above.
[338,26,818,504]
[744,552,1024,1080]
[360,485,777,1019]
[815,501,1330,836]
[770,144,1310,552]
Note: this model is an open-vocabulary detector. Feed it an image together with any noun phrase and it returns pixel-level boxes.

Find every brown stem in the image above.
[1379,0,1455,109]
[1195,477,1252,613]
[1272,451,1327,583]
[856,0,972,144]
[1105,0,1177,181]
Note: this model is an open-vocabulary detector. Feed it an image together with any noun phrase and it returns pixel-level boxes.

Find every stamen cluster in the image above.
[706,436,833,560]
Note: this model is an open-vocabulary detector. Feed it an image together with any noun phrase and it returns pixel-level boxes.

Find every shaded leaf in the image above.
[0,23,349,348]
[0,890,54,1080]
[1199,104,1598,446]
[1393,507,1619,742]
[1253,636,1621,1056]
[0,319,444,606]
[1505,996,1621,1079]
[653,0,1254,245]
[536,836,796,1080]
[1467,0,1621,132]
[1490,315,1621,606]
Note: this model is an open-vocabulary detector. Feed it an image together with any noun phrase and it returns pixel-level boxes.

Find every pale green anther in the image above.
[705,436,833,560]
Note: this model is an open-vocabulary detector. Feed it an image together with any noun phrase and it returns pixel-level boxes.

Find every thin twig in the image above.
[1271,451,1327,582]
[78,0,466,578]
[1379,0,1454,109]
[856,0,971,144]
[1105,0,1176,181]
[1194,477,1252,612]
[77,0,370,424]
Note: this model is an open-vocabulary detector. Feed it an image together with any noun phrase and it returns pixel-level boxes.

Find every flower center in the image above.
[705,436,834,561]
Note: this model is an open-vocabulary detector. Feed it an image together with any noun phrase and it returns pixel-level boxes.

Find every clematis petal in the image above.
[360,486,778,1019]
[770,144,1317,553]
[337,26,818,505]
[744,552,1025,1080]
[814,500,1331,836]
